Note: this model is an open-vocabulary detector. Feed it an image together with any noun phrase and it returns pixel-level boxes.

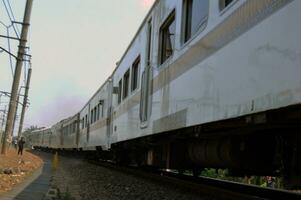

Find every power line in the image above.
[2,0,20,38]
[6,0,20,34]
[6,26,14,77]
[0,20,7,28]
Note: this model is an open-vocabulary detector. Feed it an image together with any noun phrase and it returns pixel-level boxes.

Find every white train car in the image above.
[109,0,301,185]
[40,128,52,148]
[50,120,64,149]
[30,0,301,187]
[78,79,113,151]
[61,114,79,150]
[28,128,45,148]
[112,0,301,144]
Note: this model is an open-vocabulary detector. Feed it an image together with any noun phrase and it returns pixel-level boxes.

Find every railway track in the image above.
[89,159,301,200]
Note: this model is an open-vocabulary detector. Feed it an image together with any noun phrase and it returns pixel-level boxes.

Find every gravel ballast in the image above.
[50,155,213,200]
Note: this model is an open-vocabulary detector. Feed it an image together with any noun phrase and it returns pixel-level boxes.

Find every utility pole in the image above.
[12,94,20,137]
[0,106,7,144]
[1,0,33,155]
[18,67,32,139]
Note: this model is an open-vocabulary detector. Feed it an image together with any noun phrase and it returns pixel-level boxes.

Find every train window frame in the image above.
[100,102,104,118]
[219,0,237,14]
[158,10,176,65]
[85,115,88,128]
[123,69,130,100]
[131,56,140,92]
[97,103,100,120]
[94,107,97,123]
[146,18,152,66]
[91,110,94,124]
[182,0,209,44]
[118,79,122,104]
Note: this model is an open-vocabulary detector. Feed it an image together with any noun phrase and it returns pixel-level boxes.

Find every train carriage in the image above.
[78,79,113,151]
[40,128,52,148]
[61,114,80,150]
[28,128,45,148]
[109,0,301,186]
[28,0,301,188]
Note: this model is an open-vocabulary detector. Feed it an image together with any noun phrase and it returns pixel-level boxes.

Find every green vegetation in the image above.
[200,168,284,189]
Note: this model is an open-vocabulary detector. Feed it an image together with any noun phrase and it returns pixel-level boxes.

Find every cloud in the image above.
[25,95,86,127]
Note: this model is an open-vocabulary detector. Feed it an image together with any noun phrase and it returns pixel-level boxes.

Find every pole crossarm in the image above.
[0,91,26,97]
[0,46,19,60]
[12,21,30,26]
[0,34,26,42]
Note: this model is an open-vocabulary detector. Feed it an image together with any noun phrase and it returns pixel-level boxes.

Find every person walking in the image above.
[18,137,25,155]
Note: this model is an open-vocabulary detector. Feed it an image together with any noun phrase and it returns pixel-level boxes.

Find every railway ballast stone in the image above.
[50,155,213,200]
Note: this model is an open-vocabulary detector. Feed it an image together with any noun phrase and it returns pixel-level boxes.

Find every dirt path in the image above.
[0,148,43,193]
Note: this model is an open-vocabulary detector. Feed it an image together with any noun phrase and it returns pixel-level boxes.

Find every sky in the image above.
[0,0,155,134]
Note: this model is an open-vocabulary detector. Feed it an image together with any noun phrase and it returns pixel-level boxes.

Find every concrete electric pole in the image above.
[18,67,32,139]
[1,0,33,155]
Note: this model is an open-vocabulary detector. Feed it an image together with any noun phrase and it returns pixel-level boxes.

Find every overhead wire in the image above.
[2,0,20,38]
[7,0,25,83]
[6,26,14,77]
[1,0,31,81]
[0,20,8,53]
[9,0,31,84]
[6,0,20,34]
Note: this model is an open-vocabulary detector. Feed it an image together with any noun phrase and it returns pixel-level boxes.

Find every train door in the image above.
[60,125,64,147]
[106,79,114,149]
[87,104,90,143]
[140,19,153,127]
[76,114,80,148]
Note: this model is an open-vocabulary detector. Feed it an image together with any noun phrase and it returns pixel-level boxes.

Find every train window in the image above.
[85,115,88,128]
[219,0,234,11]
[99,103,104,118]
[183,0,209,43]
[131,56,140,92]
[96,105,99,120]
[147,19,152,65]
[97,103,100,120]
[159,11,176,64]
[94,107,97,122]
[91,110,94,124]
[123,69,130,99]
[118,80,122,104]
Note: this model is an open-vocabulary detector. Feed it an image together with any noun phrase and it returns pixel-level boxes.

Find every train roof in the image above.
[79,0,159,112]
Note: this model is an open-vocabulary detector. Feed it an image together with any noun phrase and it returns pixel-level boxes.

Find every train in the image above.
[24,0,301,188]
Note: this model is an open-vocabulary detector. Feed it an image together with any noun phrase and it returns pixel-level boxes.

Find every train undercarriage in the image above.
[109,104,301,189]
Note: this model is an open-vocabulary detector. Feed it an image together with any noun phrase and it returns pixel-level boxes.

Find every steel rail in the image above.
[88,159,301,200]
